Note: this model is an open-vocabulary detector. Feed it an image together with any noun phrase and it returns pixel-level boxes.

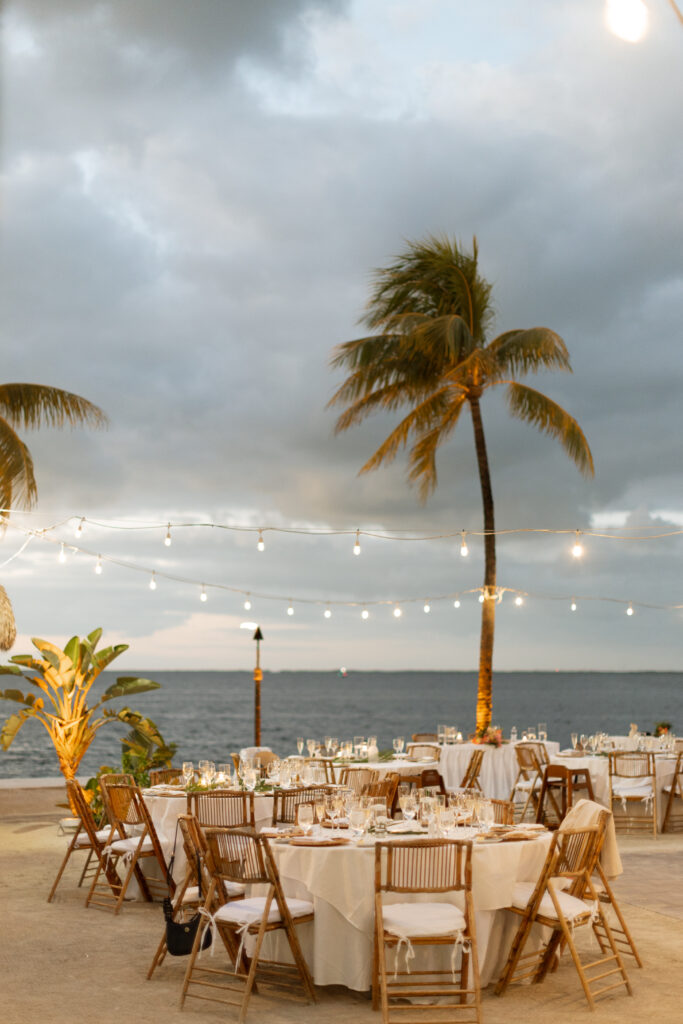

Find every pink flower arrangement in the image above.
[473,726,503,747]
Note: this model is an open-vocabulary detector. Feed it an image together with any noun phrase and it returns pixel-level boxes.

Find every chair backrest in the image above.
[66,779,101,843]
[304,757,334,784]
[106,782,146,829]
[518,741,549,766]
[609,751,655,779]
[460,748,485,788]
[338,767,378,793]
[204,827,269,886]
[188,790,255,828]
[552,824,604,893]
[490,798,515,825]
[99,772,135,822]
[674,738,683,754]
[149,767,182,786]
[251,749,279,768]
[514,744,542,774]
[362,773,399,809]
[412,733,438,742]
[272,785,331,824]
[419,769,447,795]
[375,839,472,894]
[407,743,441,761]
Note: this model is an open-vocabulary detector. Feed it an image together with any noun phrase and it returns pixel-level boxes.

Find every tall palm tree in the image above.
[0,382,107,648]
[328,236,593,732]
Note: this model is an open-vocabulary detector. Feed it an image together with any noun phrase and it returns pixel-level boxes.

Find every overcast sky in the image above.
[1,0,682,672]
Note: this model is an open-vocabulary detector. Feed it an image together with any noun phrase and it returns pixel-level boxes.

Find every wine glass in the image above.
[296,737,304,756]
[314,795,327,829]
[571,732,578,750]
[205,762,216,786]
[353,736,364,758]
[182,762,194,787]
[297,805,314,835]
[478,799,495,834]
[349,806,365,841]
[400,793,417,822]
[306,738,317,758]
[392,737,402,757]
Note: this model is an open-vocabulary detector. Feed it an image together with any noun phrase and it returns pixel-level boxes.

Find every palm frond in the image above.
[332,382,429,433]
[406,393,468,501]
[506,383,595,477]
[0,418,37,509]
[488,328,571,377]
[358,388,453,473]
[0,384,108,431]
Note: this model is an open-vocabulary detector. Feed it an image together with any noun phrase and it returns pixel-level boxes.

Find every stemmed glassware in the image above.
[297,805,314,835]
[182,762,194,787]
[314,794,327,829]
[571,732,578,750]
[306,738,317,757]
[393,737,405,756]
[296,737,304,755]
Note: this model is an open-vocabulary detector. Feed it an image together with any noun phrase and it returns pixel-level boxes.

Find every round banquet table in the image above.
[260,829,553,991]
[438,741,560,798]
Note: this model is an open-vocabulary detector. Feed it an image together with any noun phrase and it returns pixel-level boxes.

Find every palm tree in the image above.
[0,383,107,648]
[328,236,593,732]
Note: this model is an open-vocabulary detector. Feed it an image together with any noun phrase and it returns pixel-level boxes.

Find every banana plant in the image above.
[0,628,161,781]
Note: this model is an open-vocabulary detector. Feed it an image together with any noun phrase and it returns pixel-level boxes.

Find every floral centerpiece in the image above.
[472,725,503,747]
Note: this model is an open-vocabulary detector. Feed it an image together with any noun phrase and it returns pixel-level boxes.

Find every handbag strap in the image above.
[166,820,180,888]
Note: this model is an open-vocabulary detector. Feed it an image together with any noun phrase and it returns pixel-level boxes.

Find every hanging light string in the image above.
[2,509,683,544]
[4,520,682,615]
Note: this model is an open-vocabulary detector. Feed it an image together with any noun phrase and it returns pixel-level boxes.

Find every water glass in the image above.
[353,736,364,757]
[538,722,547,742]
[349,806,365,841]
[297,805,314,835]
[182,762,194,786]
[437,723,446,744]
[510,726,518,743]
[527,726,536,740]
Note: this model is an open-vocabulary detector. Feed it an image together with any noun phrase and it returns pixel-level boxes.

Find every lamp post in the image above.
[241,622,264,746]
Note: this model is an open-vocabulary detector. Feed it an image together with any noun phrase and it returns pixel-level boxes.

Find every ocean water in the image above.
[0,670,680,780]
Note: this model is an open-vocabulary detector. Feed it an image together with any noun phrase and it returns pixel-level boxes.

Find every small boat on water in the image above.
[338,666,348,677]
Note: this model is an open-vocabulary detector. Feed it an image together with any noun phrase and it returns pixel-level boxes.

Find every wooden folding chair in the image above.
[495,820,632,1009]
[373,839,481,1024]
[86,782,174,913]
[181,828,316,1021]
[535,764,594,829]
[662,752,683,833]
[338,766,378,794]
[47,780,120,903]
[149,767,183,786]
[419,768,448,796]
[406,742,442,761]
[459,749,485,793]
[609,752,657,835]
[304,757,335,783]
[271,785,332,825]
[188,790,255,829]
[490,798,515,825]
[412,732,438,742]
[509,744,544,821]
[363,773,400,817]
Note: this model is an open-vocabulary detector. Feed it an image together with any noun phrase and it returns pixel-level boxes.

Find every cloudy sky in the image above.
[1,0,682,672]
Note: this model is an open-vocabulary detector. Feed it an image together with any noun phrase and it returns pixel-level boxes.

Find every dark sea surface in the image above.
[1,670,680,779]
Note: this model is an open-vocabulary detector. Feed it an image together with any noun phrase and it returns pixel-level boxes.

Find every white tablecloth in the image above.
[439,742,560,799]
[334,758,439,783]
[552,753,676,830]
[265,830,552,990]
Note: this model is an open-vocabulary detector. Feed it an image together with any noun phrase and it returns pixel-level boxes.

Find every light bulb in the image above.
[453,599,461,609]
[361,607,369,620]
[164,524,172,547]
[244,597,252,611]
[478,593,485,604]
[460,531,469,557]
[605,0,649,43]
[58,543,67,564]
[257,530,265,552]
[353,530,361,556]
[571,531,583,559]
[287,603,294,616]
[95,556,103,575]
[570,601,577,612]
[626,603,634,616]
[75,517,85,537]
[393,606,402,618]
[324,607,332,619]
[423,601,431,614]
[149,573,157,591]
[515,595,524,607]
[200,586,207,602]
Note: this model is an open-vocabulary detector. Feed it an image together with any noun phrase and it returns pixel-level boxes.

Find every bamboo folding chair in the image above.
[149,767,183,786]
[304,757,335,783]
[86,782,174,913]
[490,798,515,825]
[250,750,279,770]
[47,780,120,903]
[188,790,255,829]
[509,744,544,821]
[412,732,438,742]
[272,785,332,825]
[181,828,316,1021]
[608,752,657,836]
[419,768,448,796]
[661,752,683,832]
[98,772,135,826]
[373,839,482,1024]
[363,773,400,817]
[495,820,632,1009]
[338,766,378,794]
[406,742,442,761]
[459,749,485,793]
[535,765,594,829]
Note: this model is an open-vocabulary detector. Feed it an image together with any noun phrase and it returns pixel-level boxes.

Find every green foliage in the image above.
[654,721,673,736]
[85,711,177,816]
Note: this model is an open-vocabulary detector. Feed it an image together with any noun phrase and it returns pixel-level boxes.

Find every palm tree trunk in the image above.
[469,396,495,733]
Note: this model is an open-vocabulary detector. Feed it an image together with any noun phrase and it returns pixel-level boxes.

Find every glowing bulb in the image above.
[58,543,67,564]
[626,603,634,616]
[75,517,85,537]
[95,556,103,575]
[460,531,469,557]
[287,602,294,616]
[570,601,577,612]
[453,599,461,609]
[324,607,332,619]
[571,531,583,559]
[515,595,524,607]
[423,601,431,614]
[605,0,649,43]
[244,597,252,611]
[164,524,172,547]
[361,607,369,620]
[257,530,265,552]
[149,573,157,591]
[478,593,485,604]
[353,530,361,556]
[393,606,402,618]
[200,585,207,602]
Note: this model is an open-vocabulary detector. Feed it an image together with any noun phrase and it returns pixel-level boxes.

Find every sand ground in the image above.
[1,784,682,1024]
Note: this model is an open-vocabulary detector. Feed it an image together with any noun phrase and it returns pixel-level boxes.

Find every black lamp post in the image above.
[252,626,263,746]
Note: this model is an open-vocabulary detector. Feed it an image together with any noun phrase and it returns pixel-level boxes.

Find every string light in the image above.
[460,531,469,557]
[287,601,294,616]
[58,543,67,564]
[626,603,634,616]
[361,607,369,620]
[164,524,172,547]
[478,594,485,603]
[353,530,361,556]
[570,600,577,612]
[605,0,649,43]
[572,531,584,559]
[200,585,207,602]
[243,596,252,611]
[393,605,402,618]
[324,605,332,618]
[149,572,157,591]
[453,599,461,609]
[95,556,103,575]
[75,517,85,538]
[515,595,524,607]
[423,601,431,613]
[257,530,265,552]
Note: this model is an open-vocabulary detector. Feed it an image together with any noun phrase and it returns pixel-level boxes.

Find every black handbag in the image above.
[163,830,212,957]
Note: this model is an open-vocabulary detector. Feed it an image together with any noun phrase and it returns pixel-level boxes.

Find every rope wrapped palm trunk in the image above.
[0,586,16,651]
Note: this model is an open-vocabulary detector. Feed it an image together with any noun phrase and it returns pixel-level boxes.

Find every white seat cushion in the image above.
[515,778,542,791]
[214,895,313,926]
[108,835,154,855]
[512,881,592,921]
[181,882,244,904]
[74,828,111,848]
[382,902,466,939]
[611,779,653,797]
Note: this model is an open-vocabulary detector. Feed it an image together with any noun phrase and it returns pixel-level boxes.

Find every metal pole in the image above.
[253,627,263,746]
